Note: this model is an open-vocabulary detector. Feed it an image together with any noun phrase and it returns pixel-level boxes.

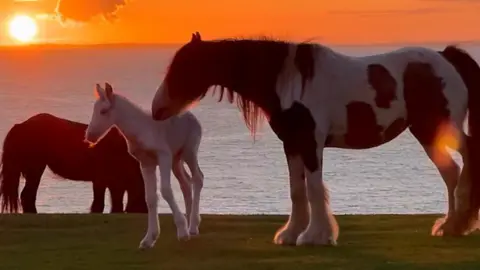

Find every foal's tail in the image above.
[0,124,24,213]
[440,45,480,227]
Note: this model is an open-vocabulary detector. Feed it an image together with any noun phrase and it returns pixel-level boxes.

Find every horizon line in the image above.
[1,39,479,49]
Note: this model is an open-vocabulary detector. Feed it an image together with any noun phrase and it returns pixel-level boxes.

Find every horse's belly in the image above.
[326,98,408,149]
[47,153,94,181]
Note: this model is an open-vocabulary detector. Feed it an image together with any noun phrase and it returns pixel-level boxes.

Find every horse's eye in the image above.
[100,108,108,115]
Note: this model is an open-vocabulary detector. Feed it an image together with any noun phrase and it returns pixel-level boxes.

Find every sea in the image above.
[0,43,479,215]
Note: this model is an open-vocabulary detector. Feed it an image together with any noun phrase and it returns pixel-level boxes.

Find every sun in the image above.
[8,15,38,43]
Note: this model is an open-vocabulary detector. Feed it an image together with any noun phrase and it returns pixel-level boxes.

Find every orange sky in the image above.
[0,0,479,45]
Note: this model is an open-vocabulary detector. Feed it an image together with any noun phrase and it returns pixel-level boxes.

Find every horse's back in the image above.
[314,45,468,149]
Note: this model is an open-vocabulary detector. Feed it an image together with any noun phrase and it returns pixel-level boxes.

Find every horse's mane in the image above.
[200,35,322,139]
[170,35,323,139]
[206,85,266,139]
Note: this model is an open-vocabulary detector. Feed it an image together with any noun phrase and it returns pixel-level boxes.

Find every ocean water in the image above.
[0,43,479,215]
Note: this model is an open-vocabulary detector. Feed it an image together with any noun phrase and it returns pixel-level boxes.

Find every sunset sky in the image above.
[0,0,479,45]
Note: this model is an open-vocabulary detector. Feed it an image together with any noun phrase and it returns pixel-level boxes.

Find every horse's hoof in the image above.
[273,227,300,246]
[296,227,337,246]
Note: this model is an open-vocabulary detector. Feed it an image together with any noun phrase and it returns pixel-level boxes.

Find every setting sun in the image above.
[8,15,38,43]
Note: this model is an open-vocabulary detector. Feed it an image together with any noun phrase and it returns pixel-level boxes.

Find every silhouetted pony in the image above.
[0,113,147,214]
[151,32,480,246]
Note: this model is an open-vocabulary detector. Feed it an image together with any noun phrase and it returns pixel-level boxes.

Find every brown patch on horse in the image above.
[367,64,397,109]
[403,62,449,145]
[384,118,407,143]
[344,102,383,148]
[270,102,318,172]
[294,43,315,99]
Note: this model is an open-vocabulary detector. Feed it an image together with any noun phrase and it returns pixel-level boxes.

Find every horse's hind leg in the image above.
[409,124,460,236]
[90,181,106,213]
[183,150,204,236]
[20,164,46,213]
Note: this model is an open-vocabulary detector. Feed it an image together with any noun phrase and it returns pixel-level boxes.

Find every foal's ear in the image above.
[105,82,114,102]
[94,83,105,100]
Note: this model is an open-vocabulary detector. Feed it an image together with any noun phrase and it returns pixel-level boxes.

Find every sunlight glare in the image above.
[8,15,38,43]
[432,122,460,168]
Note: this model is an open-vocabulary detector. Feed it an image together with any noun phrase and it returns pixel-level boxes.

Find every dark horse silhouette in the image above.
[0,113,147,214]
[152,32,480,246]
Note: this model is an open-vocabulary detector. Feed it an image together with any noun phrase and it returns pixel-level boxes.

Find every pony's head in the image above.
[85,83,117,145]
[152,32,210,121]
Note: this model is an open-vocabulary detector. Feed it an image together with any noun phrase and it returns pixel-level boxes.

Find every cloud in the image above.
[55,0,129,23]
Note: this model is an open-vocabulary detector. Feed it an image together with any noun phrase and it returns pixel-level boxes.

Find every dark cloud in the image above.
[55,0,129,23]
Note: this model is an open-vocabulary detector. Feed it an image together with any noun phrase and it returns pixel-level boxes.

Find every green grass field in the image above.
[0,214,479,270]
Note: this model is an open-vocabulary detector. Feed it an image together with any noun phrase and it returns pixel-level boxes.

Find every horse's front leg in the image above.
[296,134,338,246]
[273,146,309,245]
[157,150,190,241]
[138,161,160,249]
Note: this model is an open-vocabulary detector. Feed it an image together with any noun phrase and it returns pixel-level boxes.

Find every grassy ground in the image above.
[0,214,479,270]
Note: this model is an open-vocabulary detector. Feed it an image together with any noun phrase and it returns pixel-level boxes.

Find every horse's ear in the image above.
[191,32,202,43]
[105,82,114,102]
[94,83,104,100]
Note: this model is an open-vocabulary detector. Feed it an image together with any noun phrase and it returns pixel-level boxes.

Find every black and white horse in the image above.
[151,32,480,246]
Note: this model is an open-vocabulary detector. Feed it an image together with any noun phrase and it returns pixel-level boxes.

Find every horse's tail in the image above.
[0,124,24,213]
[439,45,480,228]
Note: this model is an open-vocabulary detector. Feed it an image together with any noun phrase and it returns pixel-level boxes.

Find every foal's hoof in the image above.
[189,226,200,236]
[139,239,156,250]
[177,228,191,241]
[178,233,191,241]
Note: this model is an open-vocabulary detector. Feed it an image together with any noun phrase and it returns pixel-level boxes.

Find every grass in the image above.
[0,214,479,270]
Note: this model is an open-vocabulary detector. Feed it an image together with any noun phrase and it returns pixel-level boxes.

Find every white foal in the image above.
[84,83,204,249]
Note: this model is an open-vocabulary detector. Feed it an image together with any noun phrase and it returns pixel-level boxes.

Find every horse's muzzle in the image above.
[152,108,168,121]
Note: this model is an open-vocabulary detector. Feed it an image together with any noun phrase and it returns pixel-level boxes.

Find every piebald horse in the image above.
[151,32,480,246]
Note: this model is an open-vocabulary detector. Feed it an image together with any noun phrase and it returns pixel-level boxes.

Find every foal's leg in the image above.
[172,158,193,224]
[138,161,160,249]
[184,151,204,236]
[296,140,338,246]
[157,150,190,240]
[273,149,309,245]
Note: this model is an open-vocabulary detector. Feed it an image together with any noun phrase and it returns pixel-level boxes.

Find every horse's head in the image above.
[152,32,212,121]
[85,83,116,145]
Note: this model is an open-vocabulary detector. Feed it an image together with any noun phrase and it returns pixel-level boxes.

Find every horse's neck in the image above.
[113,96,153,140]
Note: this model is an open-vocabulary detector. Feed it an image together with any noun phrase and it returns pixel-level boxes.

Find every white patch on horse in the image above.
[85,83,204,249]
[276,44,307,110]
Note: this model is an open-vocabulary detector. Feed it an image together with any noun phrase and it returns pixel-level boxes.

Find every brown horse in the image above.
[0,113,147,214]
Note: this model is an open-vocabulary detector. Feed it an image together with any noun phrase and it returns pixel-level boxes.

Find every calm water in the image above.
[0,43,479,215]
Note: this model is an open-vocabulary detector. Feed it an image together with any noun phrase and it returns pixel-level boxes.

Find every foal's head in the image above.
[85,83,117,145]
